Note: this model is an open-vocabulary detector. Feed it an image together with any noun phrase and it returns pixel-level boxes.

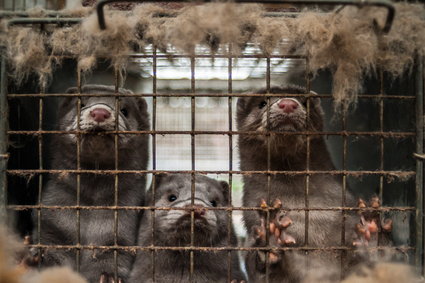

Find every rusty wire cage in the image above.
[0,0,424,282]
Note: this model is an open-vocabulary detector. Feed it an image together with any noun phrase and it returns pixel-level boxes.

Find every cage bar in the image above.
[415,56,424,274]
[0,1,423,281]
[0,55,7,220]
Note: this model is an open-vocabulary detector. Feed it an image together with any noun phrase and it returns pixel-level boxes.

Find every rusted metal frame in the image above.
[0,54,8,221]
[227,44,233,282]
[378,70,384,250]
[36,47,46,270]
[8,93,417,99]
[7,204,415,212]
[113,68,120,281]
[26,243,414,252]
[96,0,395,33]
[189,54,195,283]
[265,56,271,283]
[75,67,82,272]
[6,169,416,176]
[304,57,311,272]
[0,10,297,19]
[340,84,347,277]
[7,17,81,26]
[6,130,417,137]
[415,56,424,274]
[0,10,80,18]
[151,46,157,282]
[131,54,307,59]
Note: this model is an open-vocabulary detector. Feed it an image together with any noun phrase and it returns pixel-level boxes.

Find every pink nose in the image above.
[184,204,206,217]
[278,99,298,113]
[90,108,111,123]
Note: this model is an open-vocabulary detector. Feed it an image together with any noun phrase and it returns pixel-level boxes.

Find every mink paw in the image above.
[252,198,295,266]
[353,196,392,247]
[99,272,123,283]
[18,235,41,268]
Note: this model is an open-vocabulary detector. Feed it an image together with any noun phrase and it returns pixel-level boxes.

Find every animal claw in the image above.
[382,219,393,232]
[358,198,367,208]
[272,198,282,209]
[353,196,392,247]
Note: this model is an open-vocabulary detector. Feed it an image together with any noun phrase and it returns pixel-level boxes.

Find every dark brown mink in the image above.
[237,85,391,282]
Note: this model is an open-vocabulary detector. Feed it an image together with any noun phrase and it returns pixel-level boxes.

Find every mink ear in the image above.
[237,97,246,112]
[219,181,230,205]
[65,87,78,94]
[152,173,168,188]
[136,97,148,113]
[58,87,79,112]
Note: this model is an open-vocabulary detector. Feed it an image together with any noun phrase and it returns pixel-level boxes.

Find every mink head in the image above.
[57,85,149,162]
[236,85,324,153]
[147,174,230,246]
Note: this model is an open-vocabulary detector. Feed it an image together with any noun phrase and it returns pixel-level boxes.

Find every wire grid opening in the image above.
[1,18,423,283]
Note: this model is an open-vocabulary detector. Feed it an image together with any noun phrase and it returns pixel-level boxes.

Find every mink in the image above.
[33,85,150,282]
[129,174,246,283]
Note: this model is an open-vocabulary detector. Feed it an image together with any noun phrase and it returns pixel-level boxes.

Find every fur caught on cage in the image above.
[2,2,425,109]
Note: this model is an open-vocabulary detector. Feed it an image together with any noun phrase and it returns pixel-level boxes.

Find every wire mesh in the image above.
[1,9,423,283]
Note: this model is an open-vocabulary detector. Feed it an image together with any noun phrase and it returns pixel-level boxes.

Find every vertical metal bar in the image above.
[113,69,120,281]
[151,46,157,282]
[37,74,45,270]
[265,56,271,283]
[76,70,82,272]
[190,55,196,283]
[0,56,8,222]
[340,86,348,279]
[304,60,310,272]
[378,70,384,248]
[227,46,233,282]
[415,56,424,274]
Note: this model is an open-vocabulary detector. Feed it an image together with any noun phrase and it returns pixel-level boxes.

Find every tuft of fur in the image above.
[292,8,379,111]
[6,27,53,88]
[3,3,425,110]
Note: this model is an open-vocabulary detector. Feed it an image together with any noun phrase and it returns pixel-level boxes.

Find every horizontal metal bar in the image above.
[0,154,8,159]
[26,244,414,252]
[6,130,416,138]
[7,18,82,26]
[6,169,416,177]
[96,0,394,33]
[7,205,415,212]
[0,11,78,18]
[131,53,307,59]
[414,153,425,160]
[7,93,416,99]
[2,53,306,59]
[0,10,299,19]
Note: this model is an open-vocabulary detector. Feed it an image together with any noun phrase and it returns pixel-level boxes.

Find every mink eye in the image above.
[210,200,217,207]
[258,101,267,109]
[120,108,128,117]
[168,194,177,202]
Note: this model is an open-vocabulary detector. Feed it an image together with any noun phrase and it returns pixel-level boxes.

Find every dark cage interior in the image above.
[0,0,424,282]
